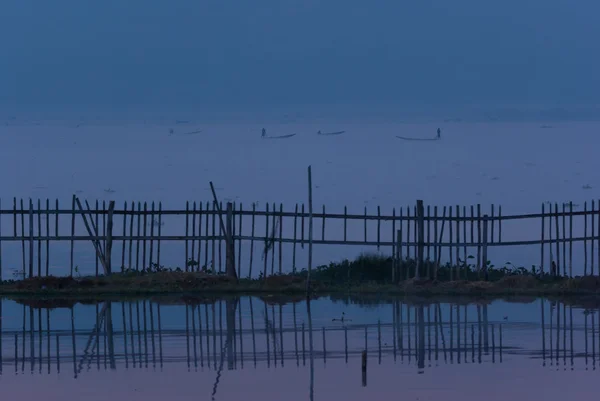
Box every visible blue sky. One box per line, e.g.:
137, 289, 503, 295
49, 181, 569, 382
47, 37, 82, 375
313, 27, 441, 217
1, 0, 599, 109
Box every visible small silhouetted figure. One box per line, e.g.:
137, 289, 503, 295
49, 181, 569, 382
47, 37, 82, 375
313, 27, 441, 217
551, 260, 557, 276
437, 128, 441, 139
318, 130, 322, 135
262, 128, 266, 138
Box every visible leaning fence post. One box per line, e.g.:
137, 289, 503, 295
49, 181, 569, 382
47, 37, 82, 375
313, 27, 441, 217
482, 215, 489, 281
105, 201, 115, 275
416, 200, 424, 280
225, 202, 236, 279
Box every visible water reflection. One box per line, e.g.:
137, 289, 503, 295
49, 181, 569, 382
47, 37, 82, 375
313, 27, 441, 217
0, 296, 598, 399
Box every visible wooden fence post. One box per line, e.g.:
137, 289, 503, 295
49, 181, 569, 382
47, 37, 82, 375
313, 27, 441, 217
307, 166, 314, 292
482, 215, 489, 281
416, 200, 424, 280
105, 201, 115, 275
225, 202, 236, 279
29, 199, 34, 278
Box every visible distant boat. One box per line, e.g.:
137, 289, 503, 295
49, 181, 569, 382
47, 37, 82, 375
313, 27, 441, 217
267, 133, 297, 139
182, 130, 202, 135
395, 136, 440, 141
317, 130, 345, 136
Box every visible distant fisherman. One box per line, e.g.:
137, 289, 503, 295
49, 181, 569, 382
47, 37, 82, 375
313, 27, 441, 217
262, 128, 266, 138
437, 128, 441, 139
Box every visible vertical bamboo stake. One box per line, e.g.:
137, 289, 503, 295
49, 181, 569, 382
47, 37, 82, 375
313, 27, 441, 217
149, 202, 155, 270
301, 204, 305, 249
0, 199, 2, 280
416, 200, 424, 280
198, 202, 203, 272
263, 203, 269, 279
541, 203, 545, 274
237, 203, 243, 277
271, 202, 277, 276
185, 201, 190, 272
490, 204, 495, 244
562, 203, 566, 275
135, 202, 141, 273
569, 202, 573, 278
549, 203, 554, 275
211, 202, 216, 272
455, 205, 460, 276
128, 201, 134, 271
121, 201, 127, 272
584, 202, 588, 276
293, 204, 298, 274
392, 207, 397, 278
55, 199, 59, 239
45, 198, 50, 276
414, 205, 418, 259
377, 206, 381, 251
102, 200, 107, 265
343, 206, 347, 242
364, 206, 368, 245
142, 202, 147, 271
476, 204, 481, 276
106, 201, 115, 275
399, 207, 404, 263
498, 205, 502, 242
406, 206, 411, 260
426, 205, 431, 262
191, 202, 196, 270
29, 199, 34, 278
249, 203, 256, 278
37, 199, 41, 277
448, 206, 453, 280
322, 204, 326, 242
204, 202, 209, 270
462, 206, 467, 279
591, 200, 595, 276
219, 201, 224, 273
436, 207, 447, 280
225, 202, 236, 278
70, 195, 76, 277
157, 202, 162, 269
596, 199, 599, 277
482, 215, 489, 281
554, 203, 560, 276
307, 166, 313, 292
95, 200, 100, 276
433, 206, 438, 279
278, 204, 283, 275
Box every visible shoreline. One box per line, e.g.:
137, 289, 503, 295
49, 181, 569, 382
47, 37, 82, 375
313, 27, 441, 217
2, 271, 600, 304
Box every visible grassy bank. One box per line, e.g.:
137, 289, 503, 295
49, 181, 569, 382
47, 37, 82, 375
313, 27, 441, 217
1, 254, 600, 300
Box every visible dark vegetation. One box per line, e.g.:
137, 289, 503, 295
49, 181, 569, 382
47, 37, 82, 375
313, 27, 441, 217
2, 253, 600, 300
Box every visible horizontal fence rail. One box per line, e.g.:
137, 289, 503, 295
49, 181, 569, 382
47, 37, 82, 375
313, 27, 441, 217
0, 196, 599, 279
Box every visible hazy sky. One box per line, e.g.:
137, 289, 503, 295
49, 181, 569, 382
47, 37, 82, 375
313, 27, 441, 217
1, 0, 599, 109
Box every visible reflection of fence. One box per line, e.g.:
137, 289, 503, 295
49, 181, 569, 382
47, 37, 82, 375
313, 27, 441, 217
1, 297, 595, 377
1, 197, 599, 278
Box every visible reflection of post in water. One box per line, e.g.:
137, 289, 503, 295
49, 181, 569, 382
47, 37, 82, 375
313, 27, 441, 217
226, 298, 238, 371
121, 303, 129, 368
306, 298, 315, 401
437, 304, 447, 363
433, 304, 438, 364
592, 312, 596, 369
585, 309, 589, 369
476, 305, 482, 363
563, 303, 567, 367
70, 307, 77, 378
136, 301, 142, 369
377, 320, 381, 365
149, 301, 157, 368
499, 324, 503, 363
417, 306, 425, 373
456, 305, 461, 364
344, 326, 349, 364
106, 302, 116, 370
279, 305, 284, 367
190, 305, 198, 370
198, 305, 205, 368
550, 301, 554, 366
323, 327, 327, 365
541, 299, 546, 366
237, 300, 244, 369
143, 300, 149, 368
270, 305, 277, 367
470, 324, 475, 363
56, 334, 60, 374
249, 298, 257, 368
491, 323, 495, 363
204, 304, 211, 368
0, 300, 2, 375
483, 304, 489, 354
128, 302, 136, 367
399, 302, 404, 361
29, 306, 34, 373
212, 303, 217, 370
264, 303, 271, 368
449, 303, 453, 364
185, 304, 191, 369
569, 306, 574, 369
293, 302, 299, 366
407, 306, 412, 363
302, 322, 306, 366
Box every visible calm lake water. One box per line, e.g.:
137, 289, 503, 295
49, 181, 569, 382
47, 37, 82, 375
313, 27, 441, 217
0, 295, 597, 400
